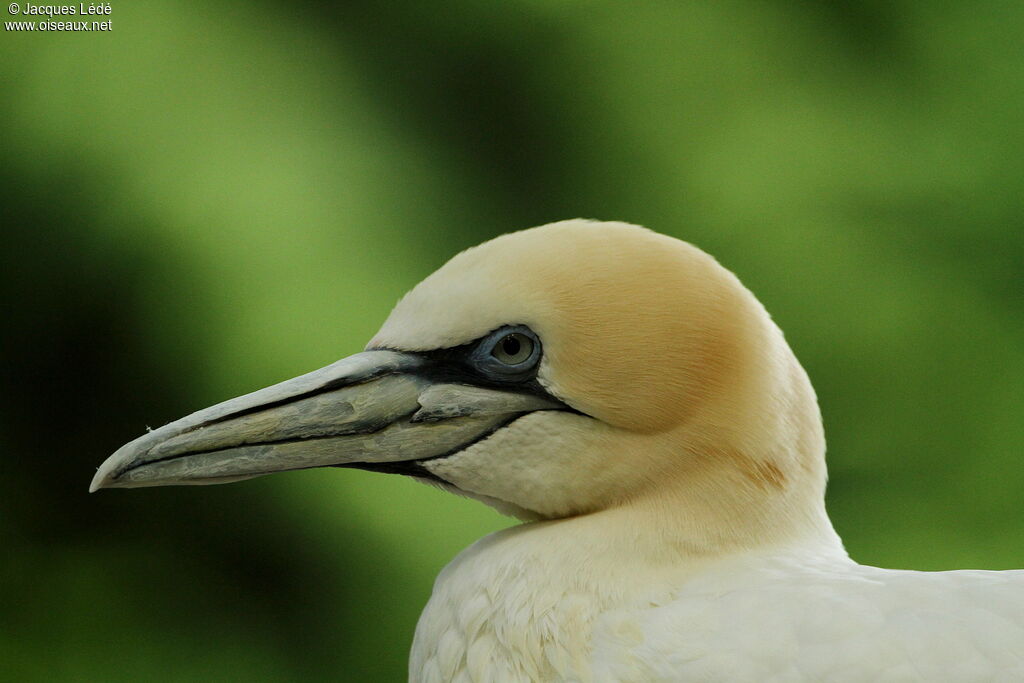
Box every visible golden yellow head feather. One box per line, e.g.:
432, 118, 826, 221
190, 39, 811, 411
372, 219, 829, 545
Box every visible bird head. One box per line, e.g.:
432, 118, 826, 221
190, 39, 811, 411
92, 220, 831, 549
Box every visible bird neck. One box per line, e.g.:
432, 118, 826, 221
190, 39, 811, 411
481, 467, 844, 571
604, 326, 842, 561
616, 466, 844, 563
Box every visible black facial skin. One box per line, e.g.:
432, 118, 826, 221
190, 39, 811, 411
350, 325, 584, 483
415, 325, 548, 396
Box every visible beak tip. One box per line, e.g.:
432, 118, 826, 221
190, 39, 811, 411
90, 456, 120, 493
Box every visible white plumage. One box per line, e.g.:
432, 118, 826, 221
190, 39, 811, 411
414, 524, 1024, 681
93, 219, 1024, 681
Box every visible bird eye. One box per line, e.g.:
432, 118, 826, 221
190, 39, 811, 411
491, 333, 533, 365
470, 325, 542, 379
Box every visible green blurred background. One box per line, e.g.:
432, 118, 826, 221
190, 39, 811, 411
2, 1, 1022, 680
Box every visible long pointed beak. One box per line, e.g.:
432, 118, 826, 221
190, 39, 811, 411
90, 350, 561, 492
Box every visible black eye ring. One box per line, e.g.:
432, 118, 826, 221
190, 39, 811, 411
470, 325, 542, 379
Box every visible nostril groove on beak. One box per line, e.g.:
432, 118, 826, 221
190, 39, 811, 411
195, 372, 401, 432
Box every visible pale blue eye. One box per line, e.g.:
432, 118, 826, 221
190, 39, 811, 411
492, 333, 533, 365
471, 325, 542, 379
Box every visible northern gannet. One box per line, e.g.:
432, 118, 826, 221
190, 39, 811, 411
92, 219, 1024, 681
